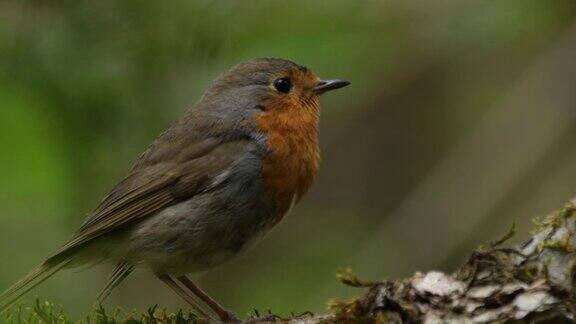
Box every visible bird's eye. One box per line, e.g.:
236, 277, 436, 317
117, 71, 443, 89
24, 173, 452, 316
273, 78, 292, 94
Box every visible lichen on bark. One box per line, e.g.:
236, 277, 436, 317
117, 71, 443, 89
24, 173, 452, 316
326, 201, 576, 323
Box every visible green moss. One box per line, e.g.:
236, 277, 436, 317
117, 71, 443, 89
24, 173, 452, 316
541, 237, 574, 253
519, 265, 539, 282
490, 223, 516, 248
330, 269, 387, 323
327, 298, 367, 323
534, 203, 576, 254
532, 214, 561, 232
559, 203, 576, 219
2, 300, 198, 324
532, 202, 576, 238
336, 268, 379, 288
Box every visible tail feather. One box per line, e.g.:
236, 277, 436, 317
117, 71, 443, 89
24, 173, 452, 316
95, 261, 134, 304
0, 259, 71, 312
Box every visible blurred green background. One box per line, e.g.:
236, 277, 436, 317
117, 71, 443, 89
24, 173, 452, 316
1, 0, 576, 319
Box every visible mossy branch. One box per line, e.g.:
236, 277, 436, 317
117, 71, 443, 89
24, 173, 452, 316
5, 201, 576, 323
324, 201, 576, 323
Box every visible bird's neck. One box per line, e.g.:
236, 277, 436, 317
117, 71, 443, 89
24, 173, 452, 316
255, 108, 320, 218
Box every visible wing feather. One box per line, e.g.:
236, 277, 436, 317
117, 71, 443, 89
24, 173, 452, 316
47, 139, 250, 262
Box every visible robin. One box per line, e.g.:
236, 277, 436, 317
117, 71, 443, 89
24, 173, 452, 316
0, 58, 349, 322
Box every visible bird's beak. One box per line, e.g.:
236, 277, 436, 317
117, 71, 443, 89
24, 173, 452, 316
313, 79, 350, 94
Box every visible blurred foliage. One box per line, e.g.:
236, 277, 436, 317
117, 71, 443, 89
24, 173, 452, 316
1, 0, 576, 320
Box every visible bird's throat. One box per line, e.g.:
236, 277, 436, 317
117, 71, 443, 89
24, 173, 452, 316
256, 107, 320, 219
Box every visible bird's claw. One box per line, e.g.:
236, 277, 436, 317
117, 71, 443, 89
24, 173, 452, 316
218, 310, 241, 323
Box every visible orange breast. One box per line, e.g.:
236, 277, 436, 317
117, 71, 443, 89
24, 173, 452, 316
256, 100, 320, 220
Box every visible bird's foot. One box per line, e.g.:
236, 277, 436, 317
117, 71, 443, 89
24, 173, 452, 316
245, 309, 314, 323
217, 310, 241, 323
244, 309, 286, 323
244, 314, 281, 323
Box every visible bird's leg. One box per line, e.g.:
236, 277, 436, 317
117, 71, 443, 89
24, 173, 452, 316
177, 275, 240, 323
155, 273, 214, 321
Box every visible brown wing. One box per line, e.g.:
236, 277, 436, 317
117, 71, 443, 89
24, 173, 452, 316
47, 139, 251, 263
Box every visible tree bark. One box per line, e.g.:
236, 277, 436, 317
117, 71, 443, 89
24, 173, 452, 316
272, 200, 576, 323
